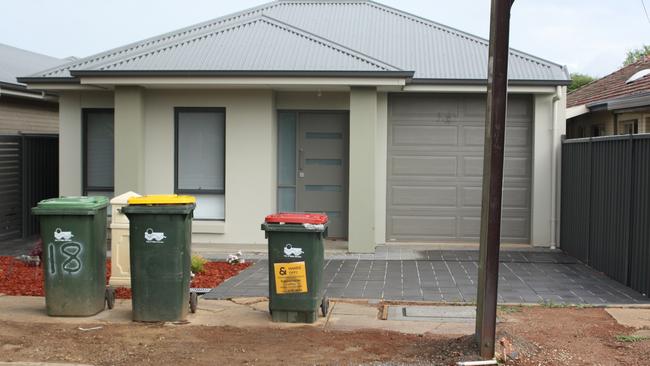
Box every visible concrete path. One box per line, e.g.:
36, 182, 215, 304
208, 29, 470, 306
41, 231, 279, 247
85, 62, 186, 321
204, 250, 650, 305
0, 295, 474, 336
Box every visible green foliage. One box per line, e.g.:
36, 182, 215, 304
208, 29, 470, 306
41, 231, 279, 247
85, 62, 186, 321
615, 335, 650, 343
191, 255, 208, 274
624, 45, 650, 66
568, 72, 596, 92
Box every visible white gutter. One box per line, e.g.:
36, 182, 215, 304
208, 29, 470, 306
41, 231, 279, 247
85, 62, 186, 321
0, 86, 58, 102
550, 85, 561, 250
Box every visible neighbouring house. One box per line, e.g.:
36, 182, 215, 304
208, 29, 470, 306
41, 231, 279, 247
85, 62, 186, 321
566, 56, 650, 138
19, 0, 570, 252
0, 43, 68, 241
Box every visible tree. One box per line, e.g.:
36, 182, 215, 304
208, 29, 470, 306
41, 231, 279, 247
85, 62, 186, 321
624, 45, 650, 66
569, 72, 596, 92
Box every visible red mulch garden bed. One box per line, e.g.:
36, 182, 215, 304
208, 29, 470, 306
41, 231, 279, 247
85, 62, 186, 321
0, 256, 250, 299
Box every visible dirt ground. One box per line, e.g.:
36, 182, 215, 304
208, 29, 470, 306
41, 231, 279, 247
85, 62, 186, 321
0, 306, 648, 365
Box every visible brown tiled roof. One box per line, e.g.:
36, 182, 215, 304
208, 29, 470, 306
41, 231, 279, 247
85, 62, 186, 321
567, 56, 650, 107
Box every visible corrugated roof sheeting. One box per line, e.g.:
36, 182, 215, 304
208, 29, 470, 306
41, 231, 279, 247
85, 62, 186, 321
28, 0, 568, 82
94, 17, 395, 72
0, 43, 66, 85
261, 1, 566, 80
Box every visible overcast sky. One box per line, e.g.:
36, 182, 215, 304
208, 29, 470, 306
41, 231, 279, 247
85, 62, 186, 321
2, 0, 648, 77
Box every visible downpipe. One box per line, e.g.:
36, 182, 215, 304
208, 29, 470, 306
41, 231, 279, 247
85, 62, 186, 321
549, 86, 561, 250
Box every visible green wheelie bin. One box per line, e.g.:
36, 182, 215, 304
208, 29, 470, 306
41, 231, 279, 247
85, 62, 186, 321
261, 213, 329, 323
121, 194, 196, 322
32, 196, 114, 316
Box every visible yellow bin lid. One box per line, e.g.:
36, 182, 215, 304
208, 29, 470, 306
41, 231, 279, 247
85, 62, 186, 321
128, 194, 196, 205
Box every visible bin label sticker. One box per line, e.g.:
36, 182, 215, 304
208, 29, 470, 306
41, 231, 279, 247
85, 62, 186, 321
283, 244, 304, 258
144, 228, 166, 244
54, 228, 74, 241
274, 261, 308, 294
47, 242, 83, 276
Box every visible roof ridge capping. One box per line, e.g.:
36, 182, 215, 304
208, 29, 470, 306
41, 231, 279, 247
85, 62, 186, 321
83, 14, 404, 73
28, 0, 282, 78
259, 15, 403, 71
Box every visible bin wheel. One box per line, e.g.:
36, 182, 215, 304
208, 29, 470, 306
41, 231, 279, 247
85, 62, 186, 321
189, 292, 198, 313
105, 288, 116, 310
321, 297, 330, 317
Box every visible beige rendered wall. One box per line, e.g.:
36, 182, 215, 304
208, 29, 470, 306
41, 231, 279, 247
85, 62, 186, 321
58, 91, 114, 196
275, 91, 349, 110
114, 87, 145, 194
375, 93, 388, 246
143, 89, 275, 244
348, 87, 377, 253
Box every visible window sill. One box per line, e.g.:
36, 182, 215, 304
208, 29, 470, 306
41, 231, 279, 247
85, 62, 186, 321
192, 220, 226, 234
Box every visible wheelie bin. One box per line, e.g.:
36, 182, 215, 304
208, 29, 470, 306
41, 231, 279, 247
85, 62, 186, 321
261, 213, 329, 323
32, 196, 114, 316
121, 195, 196, 322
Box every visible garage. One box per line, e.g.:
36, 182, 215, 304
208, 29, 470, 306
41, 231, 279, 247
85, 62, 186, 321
386, 93, 533, 243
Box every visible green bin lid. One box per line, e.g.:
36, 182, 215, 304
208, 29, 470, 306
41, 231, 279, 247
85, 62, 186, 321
32, 196, 109, 216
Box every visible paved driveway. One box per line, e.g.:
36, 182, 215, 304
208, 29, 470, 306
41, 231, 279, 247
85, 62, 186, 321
204, 250, 650, 305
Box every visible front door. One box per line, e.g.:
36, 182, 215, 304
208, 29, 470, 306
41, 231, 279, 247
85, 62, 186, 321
296, 112, 349, 238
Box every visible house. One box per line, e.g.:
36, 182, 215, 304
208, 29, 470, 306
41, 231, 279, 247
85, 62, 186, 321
0, 43, 67, 241
566, 57, 650, 138
19, 0, 570, 252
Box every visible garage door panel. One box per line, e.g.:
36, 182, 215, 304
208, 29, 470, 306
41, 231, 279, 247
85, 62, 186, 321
387, 93, 532, 243
391, 155, 457, 177
460, 215, 529, 243
389, 215, 458, 238
391, 185, 457, 208
392, 124, 458, 146
462, 156, 530, 178
390, 95, 460, 119
463, 126, 485, 146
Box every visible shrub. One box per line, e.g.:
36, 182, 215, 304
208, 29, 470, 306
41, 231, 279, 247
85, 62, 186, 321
191, 255, 208, 274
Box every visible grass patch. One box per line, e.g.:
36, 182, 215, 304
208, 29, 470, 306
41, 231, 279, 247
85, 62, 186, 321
615, 335, 650, 343
498, 305, 523, 314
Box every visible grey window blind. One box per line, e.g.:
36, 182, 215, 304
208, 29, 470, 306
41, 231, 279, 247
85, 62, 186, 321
177, 111, 225, 192
86, 111, 114, 189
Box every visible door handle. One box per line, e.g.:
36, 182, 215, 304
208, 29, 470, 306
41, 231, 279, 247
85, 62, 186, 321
298, 148, 304, 171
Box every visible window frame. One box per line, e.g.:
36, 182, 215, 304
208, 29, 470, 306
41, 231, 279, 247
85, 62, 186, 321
620, 119, 639, 135
82, 108, 115, 195
173, 107, 226, 196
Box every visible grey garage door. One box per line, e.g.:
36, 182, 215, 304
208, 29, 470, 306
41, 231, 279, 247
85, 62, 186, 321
387, 94, 532, 243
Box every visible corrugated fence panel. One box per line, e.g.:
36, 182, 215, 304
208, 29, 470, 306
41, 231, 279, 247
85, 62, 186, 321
562, 134, 650, 297
629, 136, 650, 296
560, 140, 591, 262
21, 135, 59, 237
0, 135, 22, 241
588, 137, 631, 284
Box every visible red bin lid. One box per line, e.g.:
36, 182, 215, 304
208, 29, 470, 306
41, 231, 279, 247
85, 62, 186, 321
265, 212, 328, 225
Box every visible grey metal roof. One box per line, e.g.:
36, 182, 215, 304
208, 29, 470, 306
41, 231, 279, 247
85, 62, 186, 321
26, 0, 569, 83
0, 43, 66, 87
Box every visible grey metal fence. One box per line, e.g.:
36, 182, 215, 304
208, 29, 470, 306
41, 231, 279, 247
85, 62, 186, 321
0, 134, 58, 241
561, 134, 650, 297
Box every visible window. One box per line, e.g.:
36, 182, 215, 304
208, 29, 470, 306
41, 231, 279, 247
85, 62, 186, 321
591, 125, 605, 137
175, 108, 225, 220
620, 120, 638, 135
83, 109, 114, 199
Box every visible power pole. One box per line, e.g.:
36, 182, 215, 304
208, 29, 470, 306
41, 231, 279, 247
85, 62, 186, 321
475, 0, 514, 359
